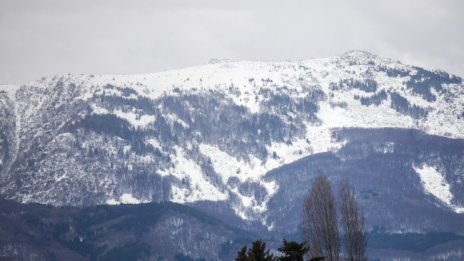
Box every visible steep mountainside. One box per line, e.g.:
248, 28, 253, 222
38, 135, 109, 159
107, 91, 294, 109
266, 128, 464, 235
0, 51, 463, 238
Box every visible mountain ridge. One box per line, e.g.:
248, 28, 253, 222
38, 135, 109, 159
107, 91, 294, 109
0, 51, 463, 230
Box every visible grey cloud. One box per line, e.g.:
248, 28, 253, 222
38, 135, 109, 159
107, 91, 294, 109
1, 0, 463, 84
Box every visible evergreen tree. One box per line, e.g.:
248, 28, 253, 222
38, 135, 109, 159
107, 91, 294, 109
249, 240, 275, 261
277, 239, 309, 261
235, 239, 275, 261
236, 246, 248, 261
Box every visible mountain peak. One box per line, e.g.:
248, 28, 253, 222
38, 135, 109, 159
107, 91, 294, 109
342, 50, 378, 58
208, 58, 236, 64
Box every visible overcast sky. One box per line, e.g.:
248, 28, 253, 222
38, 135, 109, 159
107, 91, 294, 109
1, 0, 463, 84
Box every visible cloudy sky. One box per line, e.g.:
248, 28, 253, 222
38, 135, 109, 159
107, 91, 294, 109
1, 0, 463, 84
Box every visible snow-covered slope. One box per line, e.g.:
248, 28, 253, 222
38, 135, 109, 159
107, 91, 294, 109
0, 51, 463, 225
27, 50, 463, 138
414, 164, 464, 214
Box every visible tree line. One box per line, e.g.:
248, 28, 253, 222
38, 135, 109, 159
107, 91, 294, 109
236, 176, 366, 261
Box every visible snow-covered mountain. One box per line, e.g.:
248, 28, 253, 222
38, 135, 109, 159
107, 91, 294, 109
0, 51, 463, 235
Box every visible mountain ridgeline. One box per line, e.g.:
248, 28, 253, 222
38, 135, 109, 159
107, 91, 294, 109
1, 51, 464, 260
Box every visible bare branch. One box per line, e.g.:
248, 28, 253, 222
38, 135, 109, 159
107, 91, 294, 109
302, 175, 340, 261
339, 180, 367, 261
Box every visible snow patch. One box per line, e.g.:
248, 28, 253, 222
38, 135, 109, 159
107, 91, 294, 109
91, 105, 109, 114
162, 147, 228, 203
374, 142, 395, 154
106, 193, 148, 205
199, 144, 279, 220
413, 164, 464, 213
164, 113, 189, 128
146, 138, 163, 151
304, 125, 346, 154
91, 105, 155, 128
199, 144, 269, 184
0, 85, 19, 100
114, 110, 155, 128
